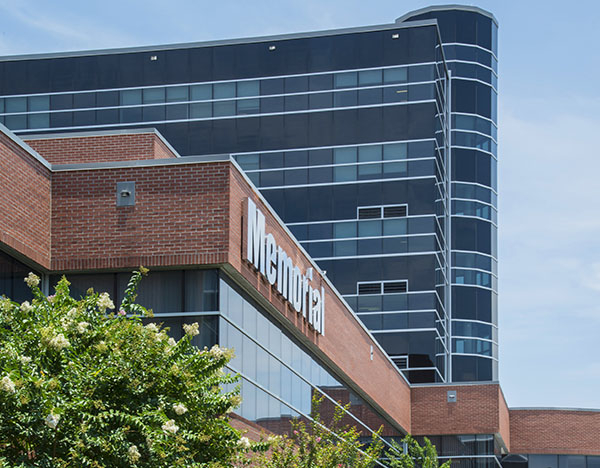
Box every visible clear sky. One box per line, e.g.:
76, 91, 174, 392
1, 0, 599, 409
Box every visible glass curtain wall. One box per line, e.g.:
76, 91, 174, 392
399, 8, 499, 382
0, 250, 40, 303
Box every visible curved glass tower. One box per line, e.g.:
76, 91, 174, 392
398, 7, 499, 381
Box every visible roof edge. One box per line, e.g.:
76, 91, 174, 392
411, 380, 500, 388
510, 407, 600, 413
0, 19, 438, 62
396, 4, 498, 27
23, 127, 182, 158
0, 123, 52, 170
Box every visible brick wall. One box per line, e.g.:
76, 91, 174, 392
153, 136, 178, 160
25, 131, 177, 165
0, 132, 51, 268
50, 162, 229, 270
509, 409, 600, 455
411, 384, 503, 437
499, 387, 511, 452
230, 413, 273, 441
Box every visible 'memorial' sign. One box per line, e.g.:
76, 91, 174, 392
244, 198, 324, 335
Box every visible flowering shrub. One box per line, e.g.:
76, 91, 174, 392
248, 395, 449, 468
249, 395, 384, 468
0, 268, 251, 467
385, 436, 451, 468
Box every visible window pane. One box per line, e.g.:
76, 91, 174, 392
334, 147, 357, 163
143, 87, 165, 104
166, 86, 189, 102
190, 102, 212, 118
214, 100, 235, 116
5, 97, 27, 113
334, 71, 357, 88
334, 90, 357, 107
121, 89, 142, 105
28, 113, 50, 129
237, 98, 260, 115
334, 222, 357, 238
383, 143, 407, 160
214, 82, 235, 99
383, 218, 407, 235
358, 220, 381, 237
29, 95, 50, 111
358, 145, 381, 162
384, 67, 407, 84
237, 80, 259, 97
166, 104, 188, 120
190, 84, 212, 100
333, 166, 356, 182
359, 69, 382, 86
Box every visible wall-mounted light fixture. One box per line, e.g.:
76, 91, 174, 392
116, 181, 136, 207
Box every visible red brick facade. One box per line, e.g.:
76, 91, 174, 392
0, 131, 51, 268
410, 384, 509, 446
1, 127, 600, 455
509, 409, 600, 455
24, 130, 177, 165
50, 162, 231, 271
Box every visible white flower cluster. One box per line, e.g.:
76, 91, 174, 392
48, 333, 70, 351
162, 419, 179, 434
183, 322, 199, 337
20, 301, 33, 313
0, 375, 16, 393
209, 344, 224, 359
76, 322, 89, 334
228, 394, 242, 412
173, 403, 188, 415
24, 272, 40, 288
45, 413, 60, 429
97, 292, 115, 312
167, 337, 177, 347
145, 323, 159, 333
238, 436, 251, 449
20, 356, 31, 365
128, 444, 141, 462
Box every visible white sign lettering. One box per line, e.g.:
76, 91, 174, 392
245, 198, 325, 335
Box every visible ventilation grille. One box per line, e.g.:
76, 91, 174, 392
358, 281, 408, 295
358, 207, 381, 219
383, 205, 407, 218
392, 356, 408, 369
358, 205, 408, 220
357, 282, 382, 295
383, 281, 408, 294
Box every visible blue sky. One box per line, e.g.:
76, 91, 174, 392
1, 0, 599, 409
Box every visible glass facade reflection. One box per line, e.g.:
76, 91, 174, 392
0, 6, 498, 383
501, 455, 600, 468
218, 277, 402, 440
417, 434, 501, 468
0, 250, 39, 303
